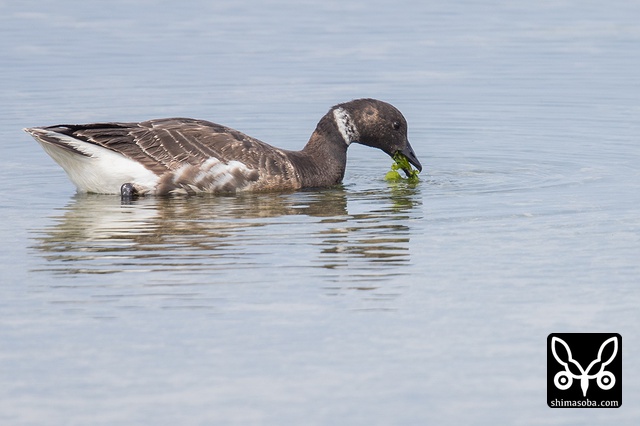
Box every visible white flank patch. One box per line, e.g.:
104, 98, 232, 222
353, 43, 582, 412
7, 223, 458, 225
198, 159, 252, 191
33, 130, 158, 194
169, 157, 254, 193
333, 107, 360, 145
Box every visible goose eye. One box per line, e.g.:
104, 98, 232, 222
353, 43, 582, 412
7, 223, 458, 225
392, 121, 401, 130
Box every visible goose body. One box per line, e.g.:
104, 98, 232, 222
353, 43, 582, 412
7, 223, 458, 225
25, 98, 422, 196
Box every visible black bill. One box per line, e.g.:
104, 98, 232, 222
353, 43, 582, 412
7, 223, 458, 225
398, 141, 422, 174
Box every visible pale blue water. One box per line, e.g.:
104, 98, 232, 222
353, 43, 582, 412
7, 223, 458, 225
1, 0, 639, 424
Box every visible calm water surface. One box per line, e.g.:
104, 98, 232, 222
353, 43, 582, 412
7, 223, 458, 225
1, 0, 639, 424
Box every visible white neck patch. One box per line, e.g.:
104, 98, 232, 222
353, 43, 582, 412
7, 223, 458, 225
333, 107, 360, 145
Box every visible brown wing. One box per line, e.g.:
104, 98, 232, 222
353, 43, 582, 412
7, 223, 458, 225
42, 118, 294, 178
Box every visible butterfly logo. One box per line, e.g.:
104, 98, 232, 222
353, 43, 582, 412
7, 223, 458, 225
550, 336, 618, 397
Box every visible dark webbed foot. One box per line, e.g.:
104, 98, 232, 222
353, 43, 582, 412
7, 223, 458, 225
120, 182, 138, 200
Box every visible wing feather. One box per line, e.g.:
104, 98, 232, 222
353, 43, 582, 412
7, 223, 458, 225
44, 118, 289, 171
35, 118, 302, 192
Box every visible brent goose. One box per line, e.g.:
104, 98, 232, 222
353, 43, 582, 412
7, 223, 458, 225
25, 98, 422, 196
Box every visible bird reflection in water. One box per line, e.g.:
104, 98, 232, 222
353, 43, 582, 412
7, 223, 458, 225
31, 184, 422, 289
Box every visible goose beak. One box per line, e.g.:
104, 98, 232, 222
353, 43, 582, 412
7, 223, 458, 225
398, 140, 422, 173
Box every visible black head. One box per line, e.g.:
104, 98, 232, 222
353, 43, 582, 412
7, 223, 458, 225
332, 98, 422, 172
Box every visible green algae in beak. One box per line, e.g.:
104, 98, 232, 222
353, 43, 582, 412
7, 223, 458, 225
385, 151, 420, 183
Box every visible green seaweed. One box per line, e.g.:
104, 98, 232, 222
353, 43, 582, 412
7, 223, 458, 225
385, 151, 420, 183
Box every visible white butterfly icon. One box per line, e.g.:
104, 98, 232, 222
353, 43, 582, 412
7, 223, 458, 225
551, 336, 618, 397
